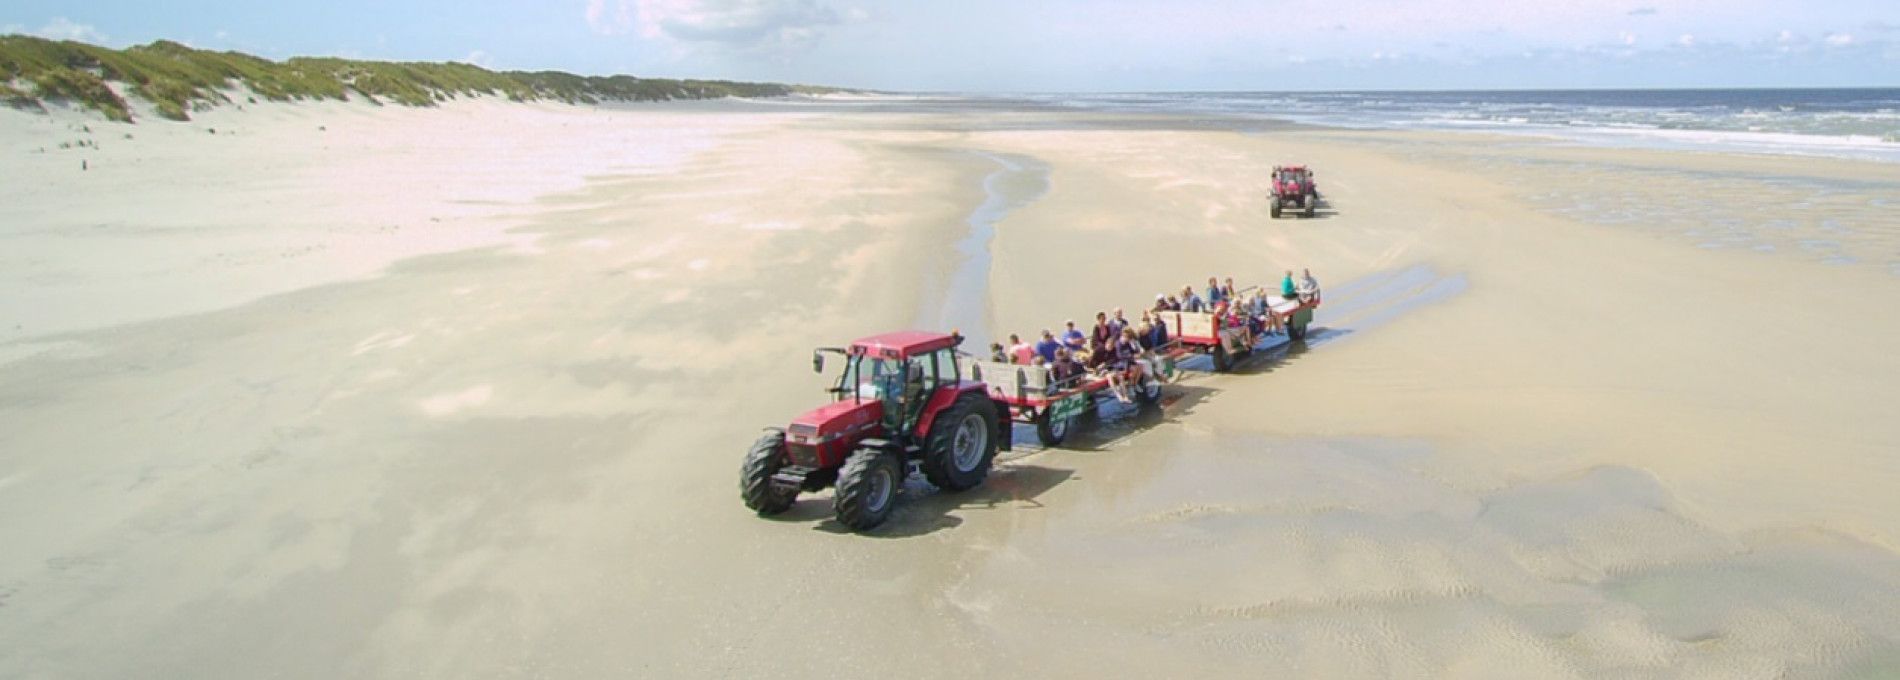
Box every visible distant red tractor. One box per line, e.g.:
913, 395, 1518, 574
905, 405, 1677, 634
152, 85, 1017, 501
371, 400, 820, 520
1269, 165, 1319, 218
741, 331, 1009, 531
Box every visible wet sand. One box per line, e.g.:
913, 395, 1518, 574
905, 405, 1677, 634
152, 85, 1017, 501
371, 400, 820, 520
2, 97, 1898, 678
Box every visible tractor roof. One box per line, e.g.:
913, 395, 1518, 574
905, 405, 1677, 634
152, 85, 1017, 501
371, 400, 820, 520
850, 330, 960, 359
1281, 164, 1309, 171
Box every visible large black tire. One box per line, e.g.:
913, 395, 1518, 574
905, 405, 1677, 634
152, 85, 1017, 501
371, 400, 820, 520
834, 447, 902, 531
1035, 409, 1071, 447
740, 431, 796, 515
1290, 320, 1309, 341
1212, 343, 1233, 372
1270, 202, 1283, 219
1305, 198, 1317, 218
922, 393, 1001, 492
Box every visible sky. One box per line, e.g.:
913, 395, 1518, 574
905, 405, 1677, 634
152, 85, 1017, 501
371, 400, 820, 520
4, 0, 1897, 91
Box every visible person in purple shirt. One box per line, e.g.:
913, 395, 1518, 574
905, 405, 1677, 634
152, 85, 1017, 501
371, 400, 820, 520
1034, 329, 1062, 364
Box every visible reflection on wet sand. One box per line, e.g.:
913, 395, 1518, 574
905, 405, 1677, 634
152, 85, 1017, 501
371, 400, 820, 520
945, 432, 1900, 677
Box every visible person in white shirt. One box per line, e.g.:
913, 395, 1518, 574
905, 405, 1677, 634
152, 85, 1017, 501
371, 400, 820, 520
1297, 268, 1321, 302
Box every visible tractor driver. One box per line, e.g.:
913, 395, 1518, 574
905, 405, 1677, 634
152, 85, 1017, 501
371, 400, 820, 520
896, 360, 928, 429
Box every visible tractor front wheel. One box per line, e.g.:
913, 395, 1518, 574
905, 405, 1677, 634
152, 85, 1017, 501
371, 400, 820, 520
740, 431, 796, 515
1305, 197, 1317, 217
1270, 202, 1283, 219
834, 447, 902, 531
922, 393, 1001, 491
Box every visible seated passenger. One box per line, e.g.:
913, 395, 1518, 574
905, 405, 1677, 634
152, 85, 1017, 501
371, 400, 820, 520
1258, 291, 1284, 335
1050, 348, 1084, 389
1035, 330, 1061, 364
1147, 314, 1169, 348
1088, 312, 1113, 369
1180, 285, 1205, 313
1061, 320, 1087, 353
1008, 333, 1035, 365
1204, 276, 1226, 306
1153, 294, 1171, 314
1297, 268, 1321, 303
989, 342, 1007, 363
1281, 269, 1297, 299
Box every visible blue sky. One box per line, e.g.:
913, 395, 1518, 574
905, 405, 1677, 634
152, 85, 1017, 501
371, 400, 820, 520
5, 0, 1897, 90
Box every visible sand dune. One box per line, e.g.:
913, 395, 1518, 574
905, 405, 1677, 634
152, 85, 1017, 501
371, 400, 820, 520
1, 96, 1897, 678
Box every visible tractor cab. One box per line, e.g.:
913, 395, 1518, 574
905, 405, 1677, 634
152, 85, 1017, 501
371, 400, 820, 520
811, 331, 965, 437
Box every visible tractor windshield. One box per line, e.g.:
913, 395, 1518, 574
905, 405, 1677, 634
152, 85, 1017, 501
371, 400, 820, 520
833, 355, 904, 403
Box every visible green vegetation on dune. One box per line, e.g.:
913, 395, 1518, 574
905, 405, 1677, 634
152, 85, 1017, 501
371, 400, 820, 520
0, 34, 846, 122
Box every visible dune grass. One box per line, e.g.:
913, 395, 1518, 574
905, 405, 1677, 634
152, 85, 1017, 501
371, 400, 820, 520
0, 34, 845, 122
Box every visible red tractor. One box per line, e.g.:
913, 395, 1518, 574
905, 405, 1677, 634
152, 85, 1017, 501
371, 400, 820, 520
741, 331, 1009, 531
1269, 165, 1319, 219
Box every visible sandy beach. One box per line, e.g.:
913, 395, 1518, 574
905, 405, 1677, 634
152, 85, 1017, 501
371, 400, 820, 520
3, 95, 1899, 678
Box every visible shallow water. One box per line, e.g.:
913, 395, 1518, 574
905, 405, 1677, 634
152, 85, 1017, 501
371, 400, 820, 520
1372, 141, 1900, 276
915, 152, 1050, 349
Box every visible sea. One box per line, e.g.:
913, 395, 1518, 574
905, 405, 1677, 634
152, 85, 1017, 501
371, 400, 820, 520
1027, 88, 1900, 163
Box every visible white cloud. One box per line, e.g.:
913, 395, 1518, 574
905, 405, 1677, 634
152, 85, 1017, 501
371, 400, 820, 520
1824, 32, 1854, 46
10, 17, 107, 44
1619, 31, 1637, 45
588, 0, 841, 51
586, 0, 636, 35
462, 50, 493, 67
1676, 33, 1696, 47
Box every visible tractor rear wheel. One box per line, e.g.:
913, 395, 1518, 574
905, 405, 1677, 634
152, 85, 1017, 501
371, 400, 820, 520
740, 431, 796, 515
922, 393, 1001, 491
1305, 198, 1317, 218
1035, 409, 1071, 447
1270, 202, 1283, 219
834, 447, 901, 531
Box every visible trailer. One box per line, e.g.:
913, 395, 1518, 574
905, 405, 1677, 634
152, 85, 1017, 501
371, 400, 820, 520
1158, 292, 1320, 372
964, 356, 1172, 447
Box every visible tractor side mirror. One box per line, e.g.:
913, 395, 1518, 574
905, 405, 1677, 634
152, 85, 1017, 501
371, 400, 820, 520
812, 352, 824, 374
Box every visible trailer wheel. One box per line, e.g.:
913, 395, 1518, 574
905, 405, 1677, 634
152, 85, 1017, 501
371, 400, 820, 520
1212, 344, 1233, 372
921, 392, 1000, 492
834, 446, 901, 531
740, 431, 796, 515
1035, 410, 1071, 447
1136, 379, 1163, 406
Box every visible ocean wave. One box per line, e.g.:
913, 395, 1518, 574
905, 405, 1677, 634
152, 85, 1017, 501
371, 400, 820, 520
1043, 89, 1900, 162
